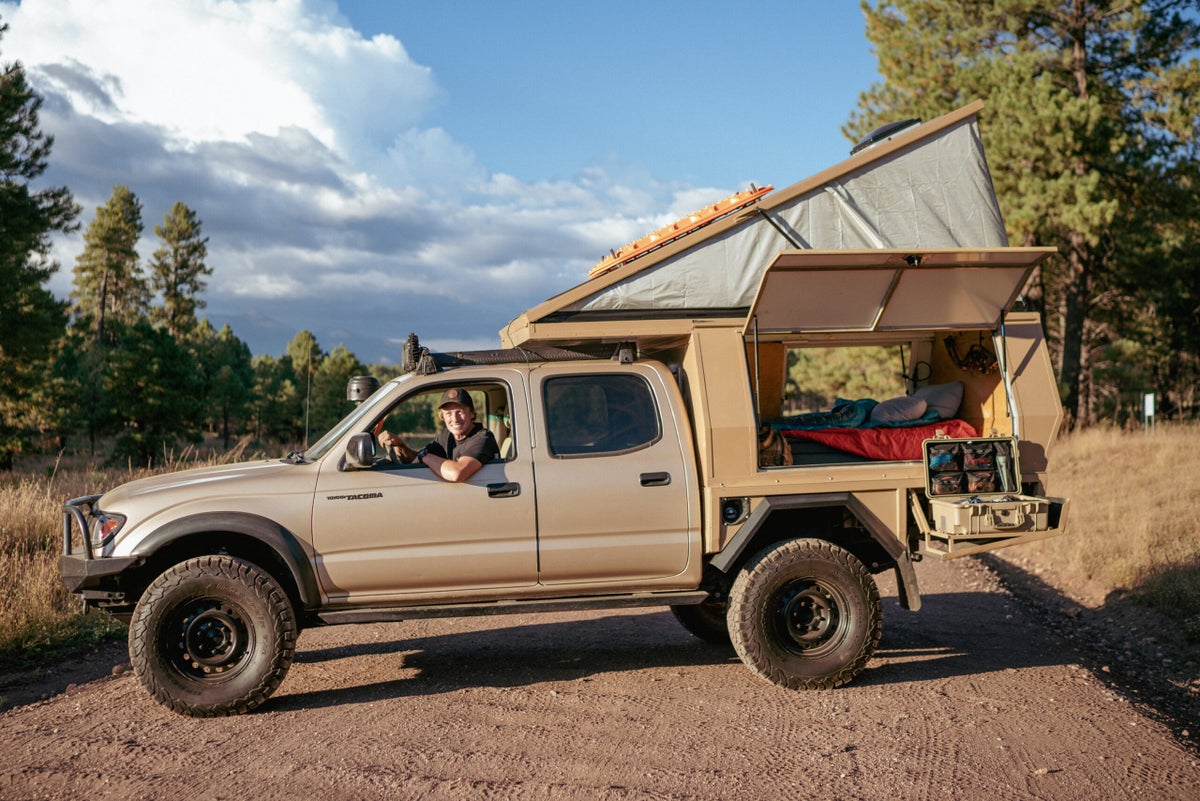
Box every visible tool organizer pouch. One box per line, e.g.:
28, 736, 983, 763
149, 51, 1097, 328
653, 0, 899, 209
924, 437, 1015, 497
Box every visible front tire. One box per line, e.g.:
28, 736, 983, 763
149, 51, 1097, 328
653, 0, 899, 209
129, 555, 297, 717
728, 538, 881, 690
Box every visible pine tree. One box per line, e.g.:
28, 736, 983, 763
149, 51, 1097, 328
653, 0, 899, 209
191, 320, 253, 448
249, 354, 301, 446
847, 0, 1200, 426
285, 330, 324, 445
0, 21, 79, 467
309, 344, 367, 439
70, 184, 148, 342
150, 201, 211, 337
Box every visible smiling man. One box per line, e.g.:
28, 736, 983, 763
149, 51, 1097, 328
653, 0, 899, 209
379, 387, 499, 483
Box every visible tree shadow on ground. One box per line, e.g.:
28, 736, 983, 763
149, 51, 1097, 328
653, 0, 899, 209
978, 553, 1199, 750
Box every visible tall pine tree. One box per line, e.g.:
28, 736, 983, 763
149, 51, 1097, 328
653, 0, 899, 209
0, 21, 79, 467
70, 184, 147, 343
150, 201, 211, 337
848, 0, 1200, 426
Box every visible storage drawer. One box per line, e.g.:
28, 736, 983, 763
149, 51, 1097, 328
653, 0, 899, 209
930, 494, 1049, 536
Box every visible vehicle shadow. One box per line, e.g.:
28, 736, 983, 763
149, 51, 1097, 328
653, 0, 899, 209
271, 582, 1075, 713
275, 611, 738, 711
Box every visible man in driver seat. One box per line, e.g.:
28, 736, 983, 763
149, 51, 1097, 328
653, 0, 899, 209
380, 387, 499, 483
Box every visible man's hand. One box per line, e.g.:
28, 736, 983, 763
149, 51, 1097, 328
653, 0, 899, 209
378, 431, 415, 460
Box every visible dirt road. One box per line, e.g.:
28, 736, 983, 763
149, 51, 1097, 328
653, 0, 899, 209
2, 557, 1197, 801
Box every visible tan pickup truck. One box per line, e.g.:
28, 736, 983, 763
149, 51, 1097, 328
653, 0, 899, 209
61, 102, 1069, 717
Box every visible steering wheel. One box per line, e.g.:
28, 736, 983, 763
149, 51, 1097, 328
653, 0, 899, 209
374, 419, 400, 464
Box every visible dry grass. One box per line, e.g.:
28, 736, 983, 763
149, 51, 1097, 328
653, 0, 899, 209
0, 440, 262, 668
2, 427, 1199, 667
1023, 422, 1200, 640
0, 466, 131, 667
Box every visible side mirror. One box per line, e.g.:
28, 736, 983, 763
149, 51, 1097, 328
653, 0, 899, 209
345, 432, 376, 469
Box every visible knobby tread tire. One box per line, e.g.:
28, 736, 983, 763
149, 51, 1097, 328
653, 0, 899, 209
129, 555, 297, 717
670, 599, 732, 646
727, 538, 882, 690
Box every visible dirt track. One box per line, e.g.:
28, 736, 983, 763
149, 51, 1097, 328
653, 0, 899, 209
2, 557, 1197, 801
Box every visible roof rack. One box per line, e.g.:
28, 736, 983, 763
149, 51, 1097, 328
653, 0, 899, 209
401, 333, 604, 375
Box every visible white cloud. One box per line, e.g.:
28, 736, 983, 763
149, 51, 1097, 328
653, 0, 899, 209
1, 0, 720, 358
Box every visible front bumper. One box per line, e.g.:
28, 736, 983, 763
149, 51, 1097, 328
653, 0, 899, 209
60, 493, 139, 597
60, 552, 140, 595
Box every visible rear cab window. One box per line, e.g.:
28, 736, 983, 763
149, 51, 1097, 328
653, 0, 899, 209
543, 374, 661, 457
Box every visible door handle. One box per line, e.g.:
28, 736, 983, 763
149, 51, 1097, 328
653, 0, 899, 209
640, 472, 671, 487
487, 482, 521, 498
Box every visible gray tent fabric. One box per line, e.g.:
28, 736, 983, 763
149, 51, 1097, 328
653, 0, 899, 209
565, 116, 1008, 314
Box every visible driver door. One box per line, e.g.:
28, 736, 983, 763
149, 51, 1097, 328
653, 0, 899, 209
311, 373, 537, 604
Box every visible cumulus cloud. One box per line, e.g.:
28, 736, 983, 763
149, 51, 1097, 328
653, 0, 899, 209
0, 0, 722, 360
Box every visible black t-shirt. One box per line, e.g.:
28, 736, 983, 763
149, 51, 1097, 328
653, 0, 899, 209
426, 423, 499, 466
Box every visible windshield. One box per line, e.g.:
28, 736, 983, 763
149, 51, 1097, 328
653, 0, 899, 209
300, 374, 416, 461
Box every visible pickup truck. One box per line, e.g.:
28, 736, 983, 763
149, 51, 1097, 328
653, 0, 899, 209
60, 103, 1071, 717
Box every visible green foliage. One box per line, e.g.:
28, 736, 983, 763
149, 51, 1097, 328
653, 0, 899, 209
787, 347, 907, 413
385, 392, 437, 437
309, 345, 369, 439
47, 326, 106, 451
850, 0, 1200, 426
149, 201, 210, 337
0, 23, 79, 468
101, 318, 203, 466
70, 185, 147, 341
191, 320, 254, 448
249, 353, 303, 447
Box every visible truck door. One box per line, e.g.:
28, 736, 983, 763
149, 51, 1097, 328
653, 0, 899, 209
311, 373, 537, 604
530, 366, 696, 586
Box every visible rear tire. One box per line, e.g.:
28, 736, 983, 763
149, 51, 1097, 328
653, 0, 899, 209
129, 555, 297, 717
728, 538, 881, 690
670, 597, 731, 645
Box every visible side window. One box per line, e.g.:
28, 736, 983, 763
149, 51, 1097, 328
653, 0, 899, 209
376, 382, 514, 465
543, 374, 661, 457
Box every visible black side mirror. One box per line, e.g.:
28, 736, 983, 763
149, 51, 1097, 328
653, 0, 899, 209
345, 432, 376, 469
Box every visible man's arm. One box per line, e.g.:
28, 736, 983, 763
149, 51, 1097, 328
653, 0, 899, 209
417, 451, 484, 483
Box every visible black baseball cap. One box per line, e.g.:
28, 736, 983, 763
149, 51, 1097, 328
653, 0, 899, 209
437, 387, 474, 409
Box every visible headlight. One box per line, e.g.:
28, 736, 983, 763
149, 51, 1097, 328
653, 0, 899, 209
90, 512, 126, 547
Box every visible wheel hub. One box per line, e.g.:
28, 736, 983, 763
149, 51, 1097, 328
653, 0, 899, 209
176, 603, 248, 676
776, 582, 841, 652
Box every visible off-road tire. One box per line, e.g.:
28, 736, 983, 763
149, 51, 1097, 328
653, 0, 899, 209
670, 598, 731, 645
728, 538, 881, 690
129, 555, 297, 717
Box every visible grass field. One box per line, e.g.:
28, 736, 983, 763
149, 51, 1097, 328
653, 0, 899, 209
2, 426, 1198, 668
1015, 423, 1200, 642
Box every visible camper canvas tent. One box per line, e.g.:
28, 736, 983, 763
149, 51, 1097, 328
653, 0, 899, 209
501, 100, 1014, 350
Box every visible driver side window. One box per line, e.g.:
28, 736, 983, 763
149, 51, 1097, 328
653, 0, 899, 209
376, 382, 515, 466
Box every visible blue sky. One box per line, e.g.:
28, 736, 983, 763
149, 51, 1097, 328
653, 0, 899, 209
1, 0, 882, 362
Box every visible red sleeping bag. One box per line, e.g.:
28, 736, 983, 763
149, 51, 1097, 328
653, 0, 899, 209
781, 419, 978, 461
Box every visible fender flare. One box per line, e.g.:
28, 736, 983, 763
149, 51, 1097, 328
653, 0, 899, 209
131, 512, 321, 608
708, 492, 922, 611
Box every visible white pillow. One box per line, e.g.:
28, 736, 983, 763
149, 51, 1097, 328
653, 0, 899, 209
911, 381, 964, 419
870, 395, 927, 425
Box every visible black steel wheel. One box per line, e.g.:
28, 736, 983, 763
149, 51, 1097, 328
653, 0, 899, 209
670, 596, 731, 645
728, 538, 881, 690
129, 555, 297, 717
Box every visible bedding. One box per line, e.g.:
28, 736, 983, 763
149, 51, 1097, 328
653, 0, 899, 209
781, 418, 978, 461
771, 397, 939, 431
